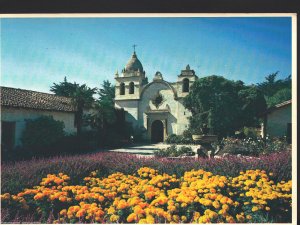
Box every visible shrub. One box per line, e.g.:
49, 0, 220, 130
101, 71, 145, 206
56, 131, 98, 154
177, 146, 195, 156
165, 134, 193, 144
220, 136, 290, 156
242, 127, 260, 138
154, 145, 177, 157
131, 125, 147, 143
154, 145, 198, 158
21, 116, 65, 154
165, 134, 180, 144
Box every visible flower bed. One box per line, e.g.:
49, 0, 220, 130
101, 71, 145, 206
1, 167, 292, 223
1, 151, 291, 196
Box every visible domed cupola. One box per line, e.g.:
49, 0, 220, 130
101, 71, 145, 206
124, 51, 144, 74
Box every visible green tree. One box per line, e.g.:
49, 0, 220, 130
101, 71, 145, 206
183, 75, 266, 138
95, 80, 116, 128
257, 72, 279, 97
21, 116, 65, 151
238, 86, 267, 126
50, 77, 75, 97
98, 80, 115, 107
266, 88, 291, 107
84, 80, 119, 146
257, 72, 291, 96
257, 72, 291, 107
50, 77, 97, 136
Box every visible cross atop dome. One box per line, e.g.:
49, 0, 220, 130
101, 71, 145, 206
133, 44, 137, 54
123, 46, 144, 74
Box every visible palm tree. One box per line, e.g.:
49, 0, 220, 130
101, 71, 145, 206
72, 84, 97, 136
50, 77, 97, 136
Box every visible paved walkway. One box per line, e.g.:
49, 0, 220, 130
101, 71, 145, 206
108, 143, 199, 157
108, 143, 163, 156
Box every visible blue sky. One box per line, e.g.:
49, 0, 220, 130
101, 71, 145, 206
1, 17, 292, 93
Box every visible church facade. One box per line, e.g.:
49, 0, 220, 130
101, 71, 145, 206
114, 51, 198, 142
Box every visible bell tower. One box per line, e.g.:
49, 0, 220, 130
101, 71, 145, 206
177, 64, 198, 98
115, 48, 148, 126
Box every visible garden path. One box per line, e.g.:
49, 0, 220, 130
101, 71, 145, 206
108, 143, 164, 157
108, 143, 199, 157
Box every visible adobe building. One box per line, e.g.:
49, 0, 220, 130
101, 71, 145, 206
114, 50, 198, 143
261, 100, 292, 143
1, 86, 77, 150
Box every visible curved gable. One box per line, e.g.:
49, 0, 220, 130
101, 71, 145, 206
140, 80, 177, 99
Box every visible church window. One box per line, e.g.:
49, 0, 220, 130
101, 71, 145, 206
129, 82, 135, 94
120, 83, 125, 95
182, 78, 189, 92
152, 92, 163, 109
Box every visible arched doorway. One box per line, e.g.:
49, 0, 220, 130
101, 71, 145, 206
151, 120, 164, 143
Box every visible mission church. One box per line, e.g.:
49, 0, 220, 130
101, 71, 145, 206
114, 49, 198, 143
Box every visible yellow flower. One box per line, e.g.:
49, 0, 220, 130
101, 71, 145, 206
252, 206, 259, 212
181, 216, 187, 221
181, 202, 188, 207
138, 218, 146, 223
193, 212, 201, 220
146, 215, 155, 223
208, 211, 218, 220
212, 201, 220, 209
107, 206, 115, 214
173, 215, 179, 222
33, 193, 44, 200
110, 215, 119, 222
117, 200, 128, 209
236, 214, 245, 222
199, 215, 210, 223
226, 215, 235, 223
60, 209, 67, 216
127, 213, 137, 223
222, 204, 229, 211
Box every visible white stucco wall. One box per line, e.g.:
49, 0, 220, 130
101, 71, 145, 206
115, 100, 139, 128
1, 107, 76, 147
266, 105, 291, 137
138, 81, 191, 139
139, 82, 177, 134
176, 98, 192, 135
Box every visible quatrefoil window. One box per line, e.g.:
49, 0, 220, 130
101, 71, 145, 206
152, 92, 163, 109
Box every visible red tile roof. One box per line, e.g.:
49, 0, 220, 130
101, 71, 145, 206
0, 86, 75, 112
274, 100, 291, 109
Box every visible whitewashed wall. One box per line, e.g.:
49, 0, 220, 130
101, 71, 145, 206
266, 105, 291, 137
1, 107, 76, 147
